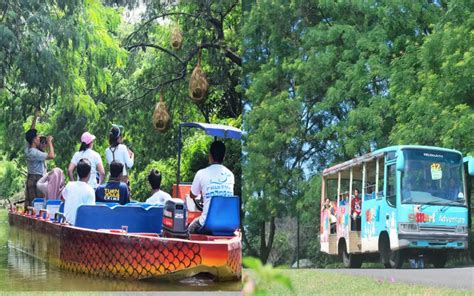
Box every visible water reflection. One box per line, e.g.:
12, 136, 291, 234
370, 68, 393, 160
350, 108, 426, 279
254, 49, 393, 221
0, 211, 241, 291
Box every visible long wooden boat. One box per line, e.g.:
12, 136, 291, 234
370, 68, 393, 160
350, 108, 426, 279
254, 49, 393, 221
8, 122, 242, 281
8, 208, 241, 281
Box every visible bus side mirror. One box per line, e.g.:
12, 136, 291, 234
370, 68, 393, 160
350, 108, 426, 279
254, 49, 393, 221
468, 158, 474, 176
396, 157, 405, 172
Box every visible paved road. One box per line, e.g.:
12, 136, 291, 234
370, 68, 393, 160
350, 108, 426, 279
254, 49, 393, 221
324, 267, 474, 290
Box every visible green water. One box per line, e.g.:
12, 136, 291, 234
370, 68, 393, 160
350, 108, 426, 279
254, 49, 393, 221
0, 209, 241, 292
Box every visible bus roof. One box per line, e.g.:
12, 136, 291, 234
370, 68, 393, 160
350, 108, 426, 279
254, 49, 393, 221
322, 145, 463, 176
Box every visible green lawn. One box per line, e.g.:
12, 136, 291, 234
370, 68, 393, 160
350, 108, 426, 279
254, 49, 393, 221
253, 269, 471, 295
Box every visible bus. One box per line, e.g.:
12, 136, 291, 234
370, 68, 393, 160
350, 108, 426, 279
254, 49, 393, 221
319, 145, 473, 268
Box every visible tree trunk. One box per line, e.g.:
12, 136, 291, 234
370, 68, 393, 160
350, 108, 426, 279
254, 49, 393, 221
260, 216, 276, 264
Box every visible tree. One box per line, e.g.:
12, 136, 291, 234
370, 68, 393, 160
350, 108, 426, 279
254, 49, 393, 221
0, 0, 242, 193
0, 0, 126, 169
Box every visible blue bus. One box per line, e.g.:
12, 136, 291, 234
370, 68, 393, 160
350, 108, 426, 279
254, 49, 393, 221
320, 145, 473, 268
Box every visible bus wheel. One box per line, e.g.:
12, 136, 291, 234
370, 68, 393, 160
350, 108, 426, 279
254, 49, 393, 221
380, 235, 403, 268
341, 241, 362, 268
430, 251, 447, 268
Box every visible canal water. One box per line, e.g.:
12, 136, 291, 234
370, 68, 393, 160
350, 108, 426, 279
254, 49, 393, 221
0, 209, 241, 292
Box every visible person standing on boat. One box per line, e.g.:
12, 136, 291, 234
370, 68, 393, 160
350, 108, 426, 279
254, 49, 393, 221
62, 159, 95, 225
95, 161, 130, 205
67, 132, 105, 189
145, 169, 172, 205
188, 140, 235, 234
25, 129, 55, 208
105, 125, 134, 186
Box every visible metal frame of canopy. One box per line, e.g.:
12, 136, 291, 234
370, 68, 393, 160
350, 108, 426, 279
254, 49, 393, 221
176, 122, 242, 195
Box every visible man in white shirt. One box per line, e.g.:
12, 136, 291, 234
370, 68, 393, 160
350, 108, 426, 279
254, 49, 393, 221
145, 169, 172, 206
62, 159, 95, 225
188, 141, 234, 234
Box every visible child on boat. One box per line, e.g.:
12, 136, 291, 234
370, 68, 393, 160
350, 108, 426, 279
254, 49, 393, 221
145, 169, 172, 206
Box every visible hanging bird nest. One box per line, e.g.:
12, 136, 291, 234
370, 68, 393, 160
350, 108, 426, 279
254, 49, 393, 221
152, 92, 171, 133
188, 50, 208, 103
170, 25, 183, 51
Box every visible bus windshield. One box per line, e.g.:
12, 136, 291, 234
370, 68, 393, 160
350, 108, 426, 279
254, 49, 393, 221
401, 148, 466, 206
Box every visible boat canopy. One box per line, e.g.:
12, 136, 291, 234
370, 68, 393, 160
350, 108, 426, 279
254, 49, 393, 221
180, 122, 242, 140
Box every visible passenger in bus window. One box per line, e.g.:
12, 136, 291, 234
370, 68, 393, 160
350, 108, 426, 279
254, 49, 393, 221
351, 188, 362, 231
323, 198, 331, 210
340, 192, 348, 206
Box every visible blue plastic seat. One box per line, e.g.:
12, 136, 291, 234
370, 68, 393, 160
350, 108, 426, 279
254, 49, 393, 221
32, 198, 45, 216
75, 204, 164, 233
45, 200, 61, 217
124, 203, 153, 209
96, 202, 120, 208
199, 196, 240, 236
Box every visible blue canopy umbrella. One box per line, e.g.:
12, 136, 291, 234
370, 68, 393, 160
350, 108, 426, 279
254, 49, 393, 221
176, 122, 242, 188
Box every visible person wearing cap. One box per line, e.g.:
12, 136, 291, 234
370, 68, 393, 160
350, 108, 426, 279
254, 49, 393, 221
67, 132, 105, 189
25, 129, 55, 208
105, 125, 134, 185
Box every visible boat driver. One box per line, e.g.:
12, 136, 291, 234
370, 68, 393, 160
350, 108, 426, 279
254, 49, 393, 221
188, 140, 235, 234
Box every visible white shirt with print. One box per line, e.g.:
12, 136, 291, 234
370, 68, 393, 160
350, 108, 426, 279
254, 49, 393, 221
191, 164, 234, 225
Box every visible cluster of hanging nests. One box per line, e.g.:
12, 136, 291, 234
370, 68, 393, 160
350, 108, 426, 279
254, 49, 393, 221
153, 24, 208, 133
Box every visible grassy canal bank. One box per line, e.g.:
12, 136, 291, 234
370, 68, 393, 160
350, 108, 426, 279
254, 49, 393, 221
248, 268, 471, 295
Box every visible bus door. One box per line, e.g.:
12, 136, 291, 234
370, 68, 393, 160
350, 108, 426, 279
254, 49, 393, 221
464, 157, 473, 229
378, 153, 399, 249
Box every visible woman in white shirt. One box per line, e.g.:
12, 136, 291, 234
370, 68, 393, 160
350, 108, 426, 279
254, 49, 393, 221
67, 132, 105, 189
105, 125, 134, 184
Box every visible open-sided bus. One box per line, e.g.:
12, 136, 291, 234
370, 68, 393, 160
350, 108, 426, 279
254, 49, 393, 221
320, 145, 474, 268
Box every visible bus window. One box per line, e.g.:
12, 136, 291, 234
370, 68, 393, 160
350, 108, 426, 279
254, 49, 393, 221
365, 160, 376, 200
401, 149, 466, 206
325, 178, 338, 204
386, 164, 396, 206
377, 158, 385, 199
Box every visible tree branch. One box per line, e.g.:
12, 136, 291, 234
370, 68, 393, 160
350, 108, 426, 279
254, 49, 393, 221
124, 11, 200, 46
126, 43, 185, 66
199, 43, 242, 66
222, 0, 239, 19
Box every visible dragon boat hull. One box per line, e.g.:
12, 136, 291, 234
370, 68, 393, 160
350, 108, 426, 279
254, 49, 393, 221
8, 211, 241, 281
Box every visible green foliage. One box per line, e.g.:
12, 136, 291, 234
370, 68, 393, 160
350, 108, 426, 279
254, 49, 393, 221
181, 133, 212, 183
0, 160, 24, 199
243, 257, 293, 295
